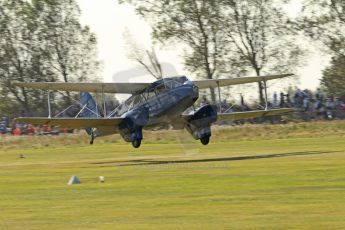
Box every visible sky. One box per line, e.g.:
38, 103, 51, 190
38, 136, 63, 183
77, 0, 330, 98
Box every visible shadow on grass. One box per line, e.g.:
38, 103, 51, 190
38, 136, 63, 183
92, 151, 340, 167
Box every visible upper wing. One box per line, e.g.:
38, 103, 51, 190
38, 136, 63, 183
217, 108, 294, 121
193, 74, 293, 89
14, 74, 292, 93
14, 82, 151, 94
14, 117, 124, 128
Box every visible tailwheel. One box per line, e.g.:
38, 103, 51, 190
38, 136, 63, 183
90, 133, 95, 145
131, 139, 142, 148
200, 136, 210, 145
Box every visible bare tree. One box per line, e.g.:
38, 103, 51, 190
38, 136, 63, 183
300, 0, 345, 57
124, 30, 163, 79
221, 0, 304, 104
119, 0, 229, 102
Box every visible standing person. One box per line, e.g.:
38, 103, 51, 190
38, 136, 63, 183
0, 117, 5, 134
316, 88, 324, 102
286, 92, 292, 107
273, 92, 278, 108
303, 97, 309, 111
240, 94, 244, 106
280, 92, 285, 107
294, 89, 303, 107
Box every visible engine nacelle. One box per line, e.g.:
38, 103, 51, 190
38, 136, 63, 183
185, 105, 217, 140
119, 106, 149, 142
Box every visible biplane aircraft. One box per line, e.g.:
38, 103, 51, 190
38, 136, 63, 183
14, 74, 294, 148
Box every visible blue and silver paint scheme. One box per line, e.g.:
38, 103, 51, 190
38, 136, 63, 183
109, 76, 199, 143
81, 76, 215, 146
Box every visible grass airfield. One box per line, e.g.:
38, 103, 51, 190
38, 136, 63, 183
1, 122, 345, 229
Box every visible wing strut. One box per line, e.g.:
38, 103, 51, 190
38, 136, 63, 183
216, 81, 221, 112
75, 104, 88, 118
47, 90, 52, 118
263, 80, 268, 110
102, 85, 106, 118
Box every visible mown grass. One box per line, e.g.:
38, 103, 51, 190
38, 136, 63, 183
2, 120, 345, 150
1, 121, 345, 229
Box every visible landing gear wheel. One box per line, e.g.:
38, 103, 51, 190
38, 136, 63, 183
131, 139, 142, 148
200, 136, 210, 145
90, 133, 95, 145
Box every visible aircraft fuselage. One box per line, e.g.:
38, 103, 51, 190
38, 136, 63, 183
113, 76, 199, 127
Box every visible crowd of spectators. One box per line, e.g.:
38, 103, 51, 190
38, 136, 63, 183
203, 88, 345, 122
272, 88, 345, 120
292, 89, 345, 119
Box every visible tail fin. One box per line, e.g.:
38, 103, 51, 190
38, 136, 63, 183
80, 92, 99, 138
80, 92, 99, 118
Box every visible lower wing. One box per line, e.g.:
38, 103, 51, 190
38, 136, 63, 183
217, 108, 294, 121
15, 108, 293, 129
14, 117, 124, 129
171, 108, 294, 129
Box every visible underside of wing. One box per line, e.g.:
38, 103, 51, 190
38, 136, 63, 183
14, 82, 151, 94
174, 108, 294, 129
14, 117, 124, 129
193, 74, 293, 89
217, 108, 294, 121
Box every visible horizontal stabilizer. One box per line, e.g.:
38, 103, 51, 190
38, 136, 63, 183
14, 82, 151, 94
14, 117, 124, 128
217, 108, 294, 121
193, 74, 293, 89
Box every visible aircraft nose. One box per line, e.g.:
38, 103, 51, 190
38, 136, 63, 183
184, 81, 199, 101
180, 81, 199, 101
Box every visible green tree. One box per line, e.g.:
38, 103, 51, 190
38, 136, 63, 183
0, 0, 101, 116
321, 55, 345, 98
300, 0, 345, 57
0, 0, 52, 115
221, 0, 303, 105
299, 0, 345, 97
32, 0, 101, 105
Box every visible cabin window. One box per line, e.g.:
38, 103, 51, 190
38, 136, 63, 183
155, 83, 167, 95
146, 90, 156, 100
163, 79, 183, 89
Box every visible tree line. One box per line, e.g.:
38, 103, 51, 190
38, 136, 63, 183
120, 0, 345, 101
1, 0, 345, 118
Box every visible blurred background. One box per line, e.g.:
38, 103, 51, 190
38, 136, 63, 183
1, 0, 345, 134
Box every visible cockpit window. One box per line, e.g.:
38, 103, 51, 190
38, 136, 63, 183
163, 80, 179, 89
126, 94, 143, 108
111, 94, 145, 117
162, 76, 188, 90
155, 83, 166, 94
145, 89, 156, 100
